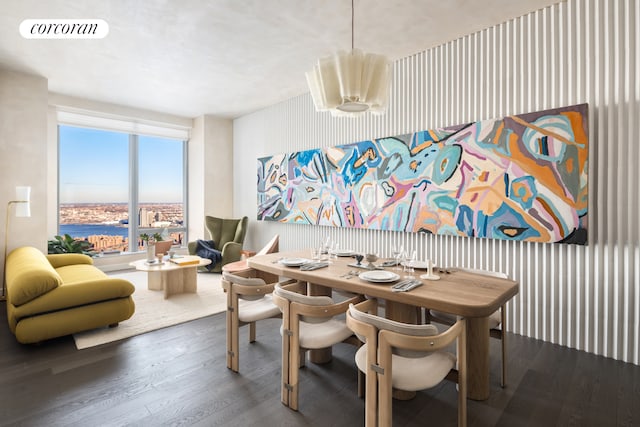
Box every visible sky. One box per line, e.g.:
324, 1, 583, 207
58, 125, 184, 203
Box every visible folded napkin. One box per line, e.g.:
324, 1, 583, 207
300, 262, 329, 271
391, 279, 422, 292
379, 260, 398, 267
391, 279, 413, 290
347, 263, 384, 270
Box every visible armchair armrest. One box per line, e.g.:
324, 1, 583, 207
46, 253, 94, 268
220, 241, 242, 265
187, 241, 197, 255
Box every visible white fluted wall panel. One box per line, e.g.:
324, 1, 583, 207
234, 0, 640, 365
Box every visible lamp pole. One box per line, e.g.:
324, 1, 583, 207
2, 199, 30, 301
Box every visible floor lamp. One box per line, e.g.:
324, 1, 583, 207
2, 186, 31, 301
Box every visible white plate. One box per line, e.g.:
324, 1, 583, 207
401, 260, 432, 269
331, 249, 355, 257
359, 270, 400, 283
279, 258, 310, 267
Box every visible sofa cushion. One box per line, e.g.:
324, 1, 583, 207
13, 298, 135, 344
55, 264, 109, 284
12, 277, 135, 320
46, 253, 93, 269
6, 247, 62, 306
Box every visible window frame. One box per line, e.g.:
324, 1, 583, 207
56, 116, 189, 254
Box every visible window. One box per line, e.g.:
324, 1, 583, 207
58, 124, 187, 254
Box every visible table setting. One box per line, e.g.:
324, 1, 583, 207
273, 243, 447, 294
276, 256, 331, 271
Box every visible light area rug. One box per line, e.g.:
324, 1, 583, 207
73, 270, 226, 349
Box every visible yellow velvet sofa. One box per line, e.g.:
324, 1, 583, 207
5, 246, 135, 344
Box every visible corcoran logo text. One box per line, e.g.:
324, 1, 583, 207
20, 19, 108, 39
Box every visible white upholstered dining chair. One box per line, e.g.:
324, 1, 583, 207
221, 271, 292, 373
347, 299, 467, 427
427, 267, 508, 387
272, 281, 364, 411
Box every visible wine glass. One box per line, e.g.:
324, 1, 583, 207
331, 241, 340, 261
322, 235, 331, 254
403, 249, 417, 278
391, 243, 404, 271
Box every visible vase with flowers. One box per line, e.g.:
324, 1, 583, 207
140, 232, 162, 263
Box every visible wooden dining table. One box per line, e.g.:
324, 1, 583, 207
247, 250, 519, 401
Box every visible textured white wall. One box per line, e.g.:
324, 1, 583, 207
189, 115, 206, 241
190, 115, 234, 240
0, 69, 48, 281
203, 116, 233, 220
233, 0, 640, 365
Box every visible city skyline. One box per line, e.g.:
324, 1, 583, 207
58, 203, 186, 253
59, 202, 184, 225
58, 125, 185, 203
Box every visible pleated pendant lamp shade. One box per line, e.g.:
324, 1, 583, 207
305, 1, 391, 117
306, 49, 391, 117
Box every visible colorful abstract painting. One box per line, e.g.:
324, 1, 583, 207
257, 103, 589, 244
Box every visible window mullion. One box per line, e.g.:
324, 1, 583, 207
129, 134, 139, 252
182, 140, 188, 245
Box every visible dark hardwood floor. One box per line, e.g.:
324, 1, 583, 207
1, 304, 638, 426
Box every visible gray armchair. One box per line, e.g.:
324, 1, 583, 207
188, 216, 248, 273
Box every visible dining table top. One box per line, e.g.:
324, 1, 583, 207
247, 250, 519, 318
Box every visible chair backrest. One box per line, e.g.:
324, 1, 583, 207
348, 302, 440, 358
222, 271, 269, 301
256, 234, 279, 256
205, 216, 248, 250
458, 267, 508, 279
274, 283, 335, 324
222, 271, 266, 286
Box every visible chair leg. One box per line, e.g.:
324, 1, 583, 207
425, 308, 432, 324
299, 350, 306, 368
289, 336, 301, 410
357, 370, 365, 398
280, 326, 290, 407
459, 321, 468, 427
378, 367, 393, 427
226, 309, 232, 371
226, 290, 239, 372
230, 318, 239, 372
500, 305, 507, 388
458, 376, 467, 427
249, 321, 256, 343
500, 331, 506, 388
365, 366, 378, 427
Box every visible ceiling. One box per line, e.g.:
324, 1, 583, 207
0, 0, 560, 119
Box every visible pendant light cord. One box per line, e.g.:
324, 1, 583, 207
351, 0, 354, 50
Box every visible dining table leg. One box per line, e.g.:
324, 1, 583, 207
385, 300, 418, 324
466, 316, 490, 400
306, 282, 333, 364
